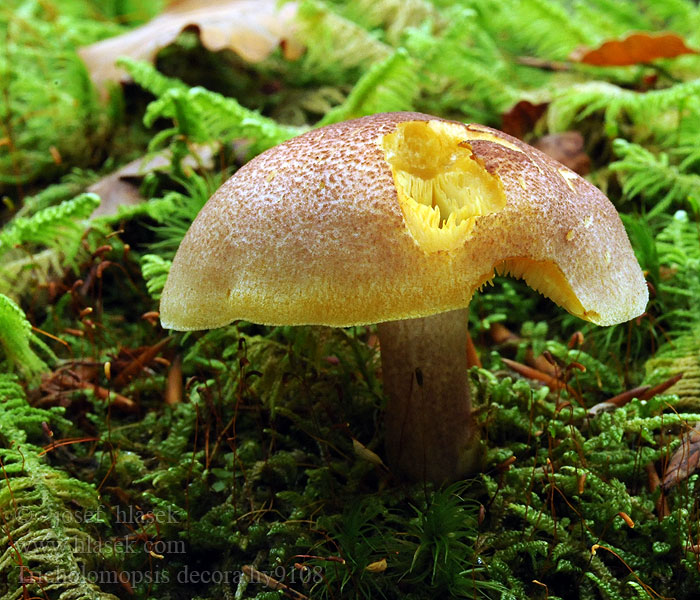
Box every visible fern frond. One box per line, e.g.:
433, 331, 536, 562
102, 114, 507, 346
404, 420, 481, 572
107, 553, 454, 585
119, 57, 302, 155
143, 85, 303, 154
642, 0, 700, 44
572, 0, 655, 37
654, 211, 700, 332
0, 193, 100, 298
0, 374, 118, 600
655, 210, 700, 269
116, 55, 189, 97
676, 100, 700, 159
141, 254, 172, 301
0, 294, 52, 377
402, 6, 528, 122
644, 329, 700, 409
318, 49, 418, 126
0, 250, 65, 305
610, 140, 700, 218
0, 193, 99, 252
294, 0, 392, 84
332, 0, 439, 46
549, 79, 700, 139
147, 173, 223, 259
501, 0, 597, 60
14, 178, 89, 219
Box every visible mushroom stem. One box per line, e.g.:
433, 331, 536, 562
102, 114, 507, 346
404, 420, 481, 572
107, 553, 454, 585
377, 308, 479, 482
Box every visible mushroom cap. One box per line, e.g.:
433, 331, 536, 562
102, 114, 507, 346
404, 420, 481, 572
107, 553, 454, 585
160, 112, 648, 330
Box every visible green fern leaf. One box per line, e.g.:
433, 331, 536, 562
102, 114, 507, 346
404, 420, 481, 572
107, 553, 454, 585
141, 254, 172, 301
402, 6, 525, 122
549, 79, 700, 139
0, 193, 100, 298
0, 374, 118, 600
331, 0, 439, 46
143, 86, 303, 154
610, 140, 700, 218
0, 294, 53, 377
116, 55, 189, 97
318, 49, 418, 126
503, 0, 597, 60
294, 0, 392, 83
0, 193, 99, 253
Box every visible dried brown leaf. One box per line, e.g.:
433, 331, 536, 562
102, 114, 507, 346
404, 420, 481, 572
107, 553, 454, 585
501, 100, 548, 139
571, 32, 698, 67
365, 558, 387, 573
488, 322, 520, 345
663, 424, 700, 490
88, 144, 217, 217
79, 0, 303, 92
352, 438, 386, 468
39, 366, 137, 412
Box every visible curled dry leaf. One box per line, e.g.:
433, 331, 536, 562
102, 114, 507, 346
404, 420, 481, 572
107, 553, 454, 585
165, 355, 183, 406
571, 32, 698, 67
79, 0, 304, 93
500, 100, 548, 139
39, 364, 137, 412
352, 437, 386, 468
465, 329, 481, 368
646, 462, 670, 519
663, 423, 700, 490
88, 143, 217, 217
111, 337, 172, 388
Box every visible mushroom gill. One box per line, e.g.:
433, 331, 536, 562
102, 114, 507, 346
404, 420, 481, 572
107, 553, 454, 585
382, 120, 507, 253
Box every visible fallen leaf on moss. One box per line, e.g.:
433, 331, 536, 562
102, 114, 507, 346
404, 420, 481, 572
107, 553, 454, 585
39, 364, 137, 412
352, 438, 386, 467
663, 424, 700, 490
79, 0, 303, 92
571, 32, 698, 66
88, 143, 217, 217
533, 132, 590, 175
501, 100, 548, 139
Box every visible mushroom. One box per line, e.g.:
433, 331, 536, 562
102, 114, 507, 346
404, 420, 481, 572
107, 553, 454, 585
159, 112, 648, 483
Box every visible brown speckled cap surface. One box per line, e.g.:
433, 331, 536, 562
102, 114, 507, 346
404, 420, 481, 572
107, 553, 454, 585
160, 112, 648, 330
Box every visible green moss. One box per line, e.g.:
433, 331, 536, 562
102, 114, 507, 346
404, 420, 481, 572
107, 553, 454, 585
5, 1, 700, 598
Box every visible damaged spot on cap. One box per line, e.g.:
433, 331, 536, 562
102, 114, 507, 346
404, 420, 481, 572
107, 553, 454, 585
382, 120, 507, 253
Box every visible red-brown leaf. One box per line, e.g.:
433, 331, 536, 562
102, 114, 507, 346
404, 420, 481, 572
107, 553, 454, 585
663, 424, 700, 490
501, 100, 548, 139
571, 32, 698, 67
